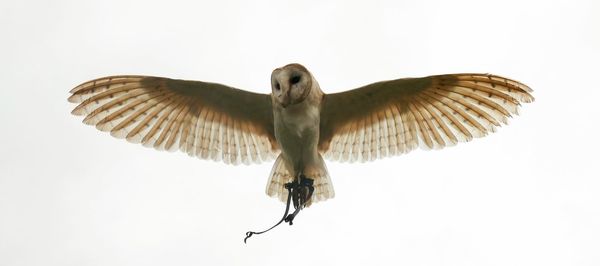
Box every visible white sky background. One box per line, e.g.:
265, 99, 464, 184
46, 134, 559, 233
1, 0, 599, 265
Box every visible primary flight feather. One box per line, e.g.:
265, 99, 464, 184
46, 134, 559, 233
69, 63, 534, 208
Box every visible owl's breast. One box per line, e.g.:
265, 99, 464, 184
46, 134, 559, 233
273, 102, 321, 173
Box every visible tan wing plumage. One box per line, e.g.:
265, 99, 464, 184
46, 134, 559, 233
319, 73, 534, 162
69, 75, 279, 164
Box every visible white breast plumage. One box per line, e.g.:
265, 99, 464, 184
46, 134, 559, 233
280, 103, 320, 138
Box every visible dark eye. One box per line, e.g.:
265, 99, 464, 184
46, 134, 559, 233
275, 83, 281, 90
289, 75, 301, 85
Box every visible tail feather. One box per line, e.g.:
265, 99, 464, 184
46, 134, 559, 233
265, 155, 334, 206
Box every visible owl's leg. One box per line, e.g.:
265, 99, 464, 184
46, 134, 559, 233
244, 174, 314, 243
284, 174, 314, 225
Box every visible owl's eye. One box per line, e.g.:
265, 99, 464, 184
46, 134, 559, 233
289, 75, 301, 85
275, 83, 281, 91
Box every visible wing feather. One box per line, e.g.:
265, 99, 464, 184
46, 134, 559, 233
377, 110, 389, 157
370, 113, 380, 159
127, 96, 176, 144
389, 103, 406, 153
362, 115, 373, 161
110, 93, 170, 138
181, 104, 198, 154
421, 92, 473, 142
408, 103, 433, 149
190, 106, 206, 156
416, 96, 458, 145
199, 108, 215, 159
319, 73, 533, 162
414, 100, 445, 148
351, 120, 364, 162
70, 76, 278, 164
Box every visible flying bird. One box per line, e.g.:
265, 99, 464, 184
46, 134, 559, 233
68, 63, 534, 241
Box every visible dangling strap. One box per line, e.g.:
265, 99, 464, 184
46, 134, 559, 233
244, 182, 295, 243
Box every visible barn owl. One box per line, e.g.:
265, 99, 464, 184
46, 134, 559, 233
69, 63, 534, 241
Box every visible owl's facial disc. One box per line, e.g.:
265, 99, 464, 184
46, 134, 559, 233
271, 64, 312, 108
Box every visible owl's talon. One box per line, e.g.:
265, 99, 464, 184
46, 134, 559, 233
244, 174, 315, 243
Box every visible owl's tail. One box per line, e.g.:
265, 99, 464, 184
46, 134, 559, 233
265, 154, 335, 207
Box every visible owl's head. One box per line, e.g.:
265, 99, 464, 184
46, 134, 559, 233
271, 63, 315, 108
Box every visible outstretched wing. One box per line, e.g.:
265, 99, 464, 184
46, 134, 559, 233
319, 73, 534, 162
69, 75, 278, 165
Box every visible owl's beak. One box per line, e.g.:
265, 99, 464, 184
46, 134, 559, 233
281, 91, 291, 108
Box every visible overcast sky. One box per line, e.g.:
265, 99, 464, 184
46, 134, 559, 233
1, 0, 599, 265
